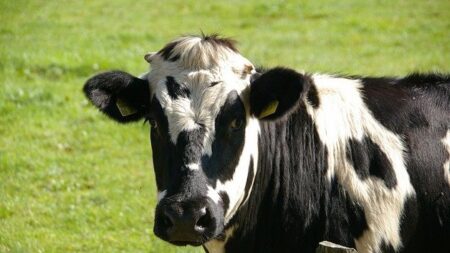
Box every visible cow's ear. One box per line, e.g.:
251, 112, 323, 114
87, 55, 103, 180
83, 71, 150, 123
250, 67, 310, 120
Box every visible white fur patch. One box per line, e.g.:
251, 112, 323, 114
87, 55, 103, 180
157, 190, 167, 203
306, 74, 415, 253
186, 163, 200, 171
207, 186, 221, 205
204, 226, 236, 253
442, 130, 450, 186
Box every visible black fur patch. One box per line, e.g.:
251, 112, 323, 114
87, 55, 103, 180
219, 191, 230, 214
401, 126, 450, 253
361, 74, 449, 133
176, 127, 206, 166
166, 76, 190, 100
408, 112, 429, 128
149, 97, 171, 191
306, 82, 320, 108
346, 199, 368, 239
379, 240, 395, 253
397, 196, 419, 253
202, 33, 238, 52
202, 91, 246, 185
158, 41, 180, 61
346, 137, 397, 189
401, 73, 450, 88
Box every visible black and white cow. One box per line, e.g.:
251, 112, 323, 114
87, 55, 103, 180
83, 34, 450, 253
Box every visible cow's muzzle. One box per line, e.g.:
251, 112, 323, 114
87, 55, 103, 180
154, 196, 223, 246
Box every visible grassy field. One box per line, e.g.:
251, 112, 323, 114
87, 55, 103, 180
0, 0, 448, 252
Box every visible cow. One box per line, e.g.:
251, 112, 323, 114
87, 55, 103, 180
83, 34, 450, 253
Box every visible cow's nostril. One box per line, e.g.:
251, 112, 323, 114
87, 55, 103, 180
195, 207, 212, 230
162, 212, 174, 228
155, 199, 220, 245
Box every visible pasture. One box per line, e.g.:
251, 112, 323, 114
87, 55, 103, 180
0, 0, 448, 252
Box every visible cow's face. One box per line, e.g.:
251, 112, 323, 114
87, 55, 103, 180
84, 35, 306, 246
144, 36, 260, 245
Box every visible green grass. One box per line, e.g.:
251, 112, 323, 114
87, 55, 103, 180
0, 0, 448, 252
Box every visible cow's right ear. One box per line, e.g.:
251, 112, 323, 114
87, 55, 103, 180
249, 67, 311, 120
83, 71, 150, 123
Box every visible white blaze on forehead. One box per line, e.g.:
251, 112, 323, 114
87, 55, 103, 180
306, 74, 415, 253
207, 186, 221, 204
443, 130, 450, 186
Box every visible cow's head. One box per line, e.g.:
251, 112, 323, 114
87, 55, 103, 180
84, 35, 306, 246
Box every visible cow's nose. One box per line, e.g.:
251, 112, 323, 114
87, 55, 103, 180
163, 205, 211, 233
154, 199, 216, 245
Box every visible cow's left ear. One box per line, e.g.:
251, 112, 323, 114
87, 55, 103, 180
83, 71, 150, 123
250, 67, 310, 120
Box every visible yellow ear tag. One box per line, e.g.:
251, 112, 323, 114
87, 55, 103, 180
116, 98, 137, 117
259, 100, 279, 118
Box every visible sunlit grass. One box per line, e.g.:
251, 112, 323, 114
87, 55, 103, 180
0, 0, 448, 252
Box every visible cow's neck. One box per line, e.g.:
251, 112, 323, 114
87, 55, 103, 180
219, 104, 330, 252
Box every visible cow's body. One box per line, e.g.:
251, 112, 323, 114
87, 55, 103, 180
84, 35, 450, 253
206, 73, 450, 253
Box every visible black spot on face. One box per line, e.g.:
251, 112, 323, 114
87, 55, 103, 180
176, 127, 206, 166
168, 54, 180, 62
148, 97, 171, 191
219, 191, 230, 214
202, 91, 246, 186
166, 76, 190, 100
346, 136, 397, 189
202, 34, 238, 52
210, 81, 221, 87
158, 41, 180, 62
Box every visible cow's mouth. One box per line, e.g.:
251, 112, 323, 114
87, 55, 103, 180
154, 220, 224, 247
169, 240, 204, 246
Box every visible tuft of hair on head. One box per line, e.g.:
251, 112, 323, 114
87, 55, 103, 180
156, 34, 240, 69
200, 33, 238, 53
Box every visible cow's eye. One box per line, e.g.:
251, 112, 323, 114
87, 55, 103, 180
230, 118, 244, 131
150, 119, 158, 129
146, 118, 158, 129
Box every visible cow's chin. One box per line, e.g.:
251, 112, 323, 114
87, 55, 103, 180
168, 240, 204, 247
156, 226, 225, 247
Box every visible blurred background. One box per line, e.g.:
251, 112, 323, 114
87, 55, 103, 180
0, 0, 448, 252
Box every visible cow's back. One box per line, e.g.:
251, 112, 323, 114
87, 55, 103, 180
361, 74, 450, 252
